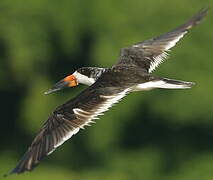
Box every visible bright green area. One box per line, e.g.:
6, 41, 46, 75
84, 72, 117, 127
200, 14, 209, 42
0, 0, 213, 179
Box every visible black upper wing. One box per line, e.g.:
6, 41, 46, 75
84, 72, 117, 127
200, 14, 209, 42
9, 75, 130, 175
117, 8, 208, 72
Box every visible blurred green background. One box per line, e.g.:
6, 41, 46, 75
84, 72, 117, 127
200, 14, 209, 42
1, 0, 213, 179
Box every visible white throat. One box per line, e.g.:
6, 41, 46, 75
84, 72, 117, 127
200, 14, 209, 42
73, 71, 95, 86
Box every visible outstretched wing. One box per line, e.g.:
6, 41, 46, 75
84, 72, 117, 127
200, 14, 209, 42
9, 79, 130, 174
117, 8, 208, 73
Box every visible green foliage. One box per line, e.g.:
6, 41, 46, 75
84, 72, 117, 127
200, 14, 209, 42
0, 0, 213, 179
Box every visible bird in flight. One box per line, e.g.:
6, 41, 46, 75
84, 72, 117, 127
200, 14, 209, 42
8, 8, 208, 175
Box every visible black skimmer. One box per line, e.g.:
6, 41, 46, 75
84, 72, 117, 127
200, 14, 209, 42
8, 9, 208, 175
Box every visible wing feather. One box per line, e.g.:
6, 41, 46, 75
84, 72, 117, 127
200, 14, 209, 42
118, 8, 208, 72
9, 83, 130, 174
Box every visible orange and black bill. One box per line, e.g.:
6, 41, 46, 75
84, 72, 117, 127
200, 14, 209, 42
44, 75, 78, 95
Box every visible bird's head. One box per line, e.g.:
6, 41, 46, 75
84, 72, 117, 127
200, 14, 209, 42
44, 67, 106, 95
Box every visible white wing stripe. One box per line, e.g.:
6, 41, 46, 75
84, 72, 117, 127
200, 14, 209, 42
74, 88, 129, 125
52, 89, 130, 150
148, 32, 187, 73
164, 32, 187, 50
149, 52, 169, 73
50, 127, 80, 154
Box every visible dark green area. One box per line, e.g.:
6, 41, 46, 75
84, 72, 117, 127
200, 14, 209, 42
0, 0, 213, 179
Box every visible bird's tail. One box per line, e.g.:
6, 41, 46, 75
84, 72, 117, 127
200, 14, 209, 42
151, 77, 195, 89
136, 77, 195, 91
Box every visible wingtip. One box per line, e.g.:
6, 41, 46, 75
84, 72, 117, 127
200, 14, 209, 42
196, 7, 209, 19
6, 164, 34, 176
198, 7, 209, 14
5, 167, 21, 177
5, 150, 38, 176
3, 167, 19, 177
185, 7, 209, 29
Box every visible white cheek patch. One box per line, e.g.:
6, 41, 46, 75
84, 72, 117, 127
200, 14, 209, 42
73, 71, 95, 86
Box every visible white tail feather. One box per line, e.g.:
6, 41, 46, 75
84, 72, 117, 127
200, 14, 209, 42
136, 78, 195, 90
